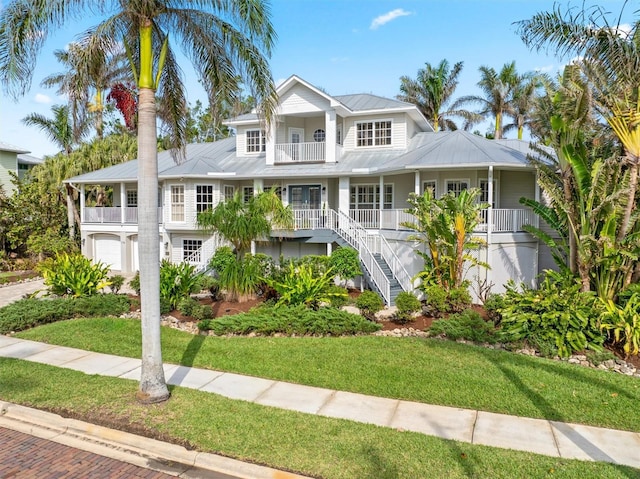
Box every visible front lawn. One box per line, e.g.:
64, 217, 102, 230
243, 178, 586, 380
1, 358, 637, 479
14, 317, 640, 432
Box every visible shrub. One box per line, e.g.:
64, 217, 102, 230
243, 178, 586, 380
499, 273, 605, 358
178, 296, 199, 317
108, 274, 125, 294
483, 293, 506, 325
327, 285, 349, 308
0, 294, 130, 334
424, 284, 471, 316
266, 263, 344, 309
428, 309, 497, 344
448, 285, 472, 312
37, 253, 110, 297
394, 291, 421, 324
159, 260, 202, 310
198, 304, 381, 336
355, 290, 384, 320
191, 304, 214, 321
129, 272, 140, 296
329, 247, 362, 285
600, 294, 640, 359
197, 275, 218, 293
208, 246, 235, 276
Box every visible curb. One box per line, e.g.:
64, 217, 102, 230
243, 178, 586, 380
0, 401, 311, 479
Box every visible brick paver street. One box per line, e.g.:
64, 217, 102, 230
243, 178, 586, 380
0, 427, 176, 478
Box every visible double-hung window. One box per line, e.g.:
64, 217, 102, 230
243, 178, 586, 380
243, 186, 254, 203
246, 130, 266, 153
223, 185, 235, 201
196, 185, 214, 213
349, 184, 393, 209
356, 120, 392, 147
446, 180, 469, 197
479, 179, 497, 208
170, 185, 184, 222
126, 189, 138, 207
422, 180, 437, 197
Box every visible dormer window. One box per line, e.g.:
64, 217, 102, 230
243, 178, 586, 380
246, 129, 266, 153
313, 129, 325, 142
356, 120, 392, 147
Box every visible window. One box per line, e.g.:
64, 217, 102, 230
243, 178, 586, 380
350, 184, 393, 209
223, 185, 235, 201
183, 239, 202, 262
313, 129, 325, 142
18, 163, 29, 170
196, 185, 214, 213
246, 130, 266, 153
479, 179, 497, 208
170, 185, 184, 222
337, 125, 342, 145
356, 120, 392, 147
422, 180, 437, 197
126, 189, 137, 207
446, 180, 469, 197
243, 186, 254, 203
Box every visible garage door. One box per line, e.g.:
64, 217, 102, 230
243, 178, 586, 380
132, 236, 163, 272
94, 234, 121, 270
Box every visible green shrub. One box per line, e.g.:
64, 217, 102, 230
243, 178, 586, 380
499, 273, 605, 358
600, 295, 640, 359
483, 293, 506, 325
428, 309, 497, 344
394, 291, 421, 324
198, 304, 381, 336
424, 285, 471, 315
355, 290, 384, 320
129, 272, 140, 296
0, 294, 130, 334
178, 296, 199, 316
192, 304, 214, 321
327, 285, 349, 308
197, 275, 218, 293
160, 297, 173, 315
160, 260, 202, 310
37, 253, 110, 297
108, 274, 125, 294
329, 247, 362, 285
208, 246, 235, 275
448, 286, 472, 312
266, 263, 344, 310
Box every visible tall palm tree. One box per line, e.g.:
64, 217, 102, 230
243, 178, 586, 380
504, 72, 545, 140
455, 61, 519, 139
42, 41, 129, 139
1, 0, 278, 404
397, 59, 478, 131
517, 3, 640, 242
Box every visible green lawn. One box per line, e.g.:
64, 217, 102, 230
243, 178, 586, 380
1, 358, 637, 479
15, 317, 640, 432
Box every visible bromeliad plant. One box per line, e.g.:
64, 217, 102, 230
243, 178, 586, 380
159, 260, 202, 310
38, 252, 110, 297
600, 294, 640, 359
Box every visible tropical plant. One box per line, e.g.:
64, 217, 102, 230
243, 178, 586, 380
423, 284, 471, 316
397, 59, 479, 131
218, 254, 270, 302
454, 61, 519, 139
403, 188, 488, 292
0, 0, 279, 403
108, 274, 125, 294
504, 71, 545, 140
266, 263, 344, 310
600, 295, 640, 358
159, 260, 202, 311
328, 247, 362, 286
38, 252, 110, 297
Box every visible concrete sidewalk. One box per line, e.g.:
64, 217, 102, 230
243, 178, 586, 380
1, 334, 639, 471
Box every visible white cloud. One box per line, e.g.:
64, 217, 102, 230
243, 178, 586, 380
614, 23, 632, 38
34, 93, 51, 104
370, 9, 413, 30
534, 64, 555, 73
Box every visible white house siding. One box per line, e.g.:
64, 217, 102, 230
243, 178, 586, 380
488, 240, 538, 293
391, 173, 415, 209
342, 113, 408, 151
278, 83, 329, 115
0, 151, 17, 194
170, 232, 219, 266
499, 170, 536, 209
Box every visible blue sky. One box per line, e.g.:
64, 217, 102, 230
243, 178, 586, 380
0, 0, 634, 158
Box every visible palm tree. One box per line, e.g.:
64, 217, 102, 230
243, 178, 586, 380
455, 61, 519, 139
1, 0, 278, 404
517, 3, 640, 242
504, 72, 545, 140
397, 59, 478, 131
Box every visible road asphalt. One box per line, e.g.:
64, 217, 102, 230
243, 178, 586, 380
1, 278, 639, 477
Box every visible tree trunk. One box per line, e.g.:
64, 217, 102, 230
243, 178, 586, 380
562, 173, 577, 274
136, 86, 169, 404
617, 158, 638, 243
65, 186, 76, 240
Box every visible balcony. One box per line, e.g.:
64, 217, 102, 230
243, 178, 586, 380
83, 207, 163, 224
275, 141, 326, 164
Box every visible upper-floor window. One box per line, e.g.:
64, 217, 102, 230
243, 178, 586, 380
313, 129, 325, 142
223, 185, 235, 201
246, 129, 266, 153
196, 185, 214, 213
126, 189, 137, 207
170, 185, 184, 222
446, 180, 469, 197
349, 184, 393, 209
356, 120, 392, 147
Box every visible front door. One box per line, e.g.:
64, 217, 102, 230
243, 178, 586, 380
289, 185, 321, 210
289, 128, 304, 162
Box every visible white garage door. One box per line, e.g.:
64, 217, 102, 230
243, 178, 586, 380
94, 234, 121, 270
132, 236, 163, 272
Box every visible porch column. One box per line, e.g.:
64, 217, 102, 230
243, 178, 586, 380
120, 182, 126, 223
325, 110, 336, 163
414, 171, 421, 195
266, 123, 276, 166
338, 176, 350, 215
379, 175, 384, 229
80, 184, 85, 223
253, 178, 264, 194
534, 171, 541, 228
486, 166, 494, 294
327, 243, 332, 256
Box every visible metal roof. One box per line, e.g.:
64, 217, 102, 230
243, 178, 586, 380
334, 94, 415, 112
0, 141, 29, 154
17, 154, 43, 166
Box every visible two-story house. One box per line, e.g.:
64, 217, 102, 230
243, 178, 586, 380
0, 141, 43, 194
68, 75, 546, 305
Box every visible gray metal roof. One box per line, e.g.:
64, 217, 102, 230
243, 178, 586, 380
17, 154, 43, 165
334, 94, 415, 112
0, 141, 29, 154
67, 132, 535, 184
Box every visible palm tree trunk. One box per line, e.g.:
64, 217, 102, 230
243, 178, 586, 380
65, 186, 76, 240
136, 85, 169, 404
617, 159, 638, 243
494, 112, 502, 139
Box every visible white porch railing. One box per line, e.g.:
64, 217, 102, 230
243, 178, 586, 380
275, 141, 326, 163
84, 207, 163, 224
349, 208, 538, 233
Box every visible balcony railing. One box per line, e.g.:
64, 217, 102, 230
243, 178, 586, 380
83, 207, 163, 224
275, 141, 325, 164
